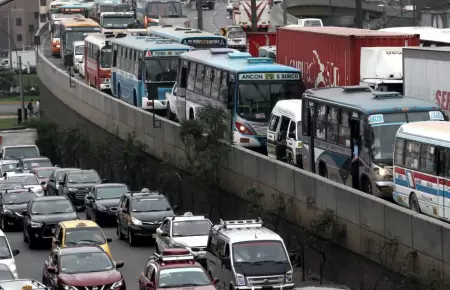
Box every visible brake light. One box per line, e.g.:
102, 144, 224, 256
235, 122, 254, 135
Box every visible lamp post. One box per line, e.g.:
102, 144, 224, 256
7, 6, 23, 72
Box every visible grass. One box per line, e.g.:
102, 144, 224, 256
0, 118, 21, 129
0, 95, 38, 102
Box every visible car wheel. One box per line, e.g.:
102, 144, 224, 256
85, 209, 90, 220
117, 223, 125, 240
28, 235, 36, 249
23, 228, 28, 243
128, 228, 136, 246
1, 217, 7, 232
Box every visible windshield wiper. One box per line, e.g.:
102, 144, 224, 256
51, 211, 71, 214
77, 239, 102, 244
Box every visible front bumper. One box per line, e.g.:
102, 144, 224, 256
142, 98, 167, 110
130, 224, 160, 237
3, 213, 24, 226
373, 180, 394, 198
100, 83, 111, 90
95, 208, 118, 222
236, 284, 294, 290
30, 223, 56, 241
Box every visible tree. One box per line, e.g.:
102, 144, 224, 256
0, 72, 14, 92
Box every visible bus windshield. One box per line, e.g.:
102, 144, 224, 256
146, 2, 182, 17
146, 58, 178, 82
101, 46, 112, 68
102, 17, 134, 27
237, 81, 302, 122
65, 32, 87, 50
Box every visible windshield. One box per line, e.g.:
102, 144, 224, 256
4, 192, 35, 204
158, 268, 211, 288
35, 169, 54, 178
1, 163, 17, 173
100, 5, 115, 13
8, 175, 38, 185
31, 199, 74, 214
60, 252, 114, 274
67, 172, 100, 184
65, 227, 106, 245
229, 31, 245, 38
232, 241, 288, 263
56, 170, 79, 181
237, 82, 302, 122
101, 46, 112, 68
97, 186, 127, 199
146, 58, 178, 82
3, 146, 39, 159
23, 159, 52, 170
65, 32, 89, 50
53, 24, 61, 37
102, 17, 134, 27
0, 183, 23, 191
75, 45, 84, 55
0, 269, 13, 281
147, 2, 182, 17
304, 20, 322, 27
131, 198, 171, 212
172, 220, 211, 237
0, 237, 11, 259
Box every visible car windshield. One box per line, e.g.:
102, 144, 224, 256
237, 81, 302, 122
31, 200, 74, 215
67, 172, 100, 184
23, 159, 52, 170
0, 237, 11, 259
8, 175, 38, 185
0, 269, 13, 280
101, 46, 112, 68
146, 58, 178, 82
303, 20, 322, 27
35, 169, 54, 178
1, 163, 17, 173
229, 31, 245, 38
146, 2, 182, 17
158, 267, 211, 288
3, 146, 39, 159
102, 17, 134, 27
172, 220, 211, 237
75, 45, 84, 55
232, 241, 288, 263
57, 170, 79, 181
60, 252, 114, 274
4, 192, 35, 204
0, 183, 23, 191
65, 227, 106, 245
100, 5, 115, 13
97, 186, 127, 199
131, 198, 171, 212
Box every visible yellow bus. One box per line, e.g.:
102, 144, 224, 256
59, 17, 101, 65
50, 13, 84, 56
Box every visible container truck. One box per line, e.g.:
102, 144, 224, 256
360, 47, 403, 93
403, 46, 450, 118
246, 32, 276, 57
0, 50, 36, 73
232, 0, 270, 32
276, 26, 420, 90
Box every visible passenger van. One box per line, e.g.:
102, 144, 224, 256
267, 100, 303, 168
206, 219, 295, 290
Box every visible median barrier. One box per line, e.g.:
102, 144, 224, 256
36, 23, 450, 282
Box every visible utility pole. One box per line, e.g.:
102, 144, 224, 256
196, 0, 203, 30
7, 4, 11, 72
18, 56, 24, 121
282, 0, 287, 25
355, 0, 362, 28
251, 0, 257, 32
412, 0, 416, 26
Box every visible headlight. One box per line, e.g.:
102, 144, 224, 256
110, 279, 123, 289
31, 221, 43, 228
96, 204, 107, 211
62, 285, 78, 290
68, 188, 77, 192
131, 217, 142, 225
56, 45, 60, 48
286, 270, 293, 283
236, 273, 246, 286
377, 168, 387, 176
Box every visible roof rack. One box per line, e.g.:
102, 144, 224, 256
162, 25, 173, 27
228, 52, 251, 59
342, 86, 370, 92
247, 57, 273, 64
368, 85, 403, 99
219, 218, 263, 229
130, 191, 160, 196
185, 29, 201, 33
174, 27, 191, 31
210, 48, 235, 55
153, 249, 194, 262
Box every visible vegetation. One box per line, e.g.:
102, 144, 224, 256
0, 118, 21, 129
0, 95, 38, 102
0, 72, 39, 95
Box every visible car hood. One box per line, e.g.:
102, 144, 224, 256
4, 203, 27, 213
67, 183, 99, 189
96, 198, 121, 208
38, 178, 49, 183
59, 269, 121, 287
131, 210, 174, 222
162, 285, 216, 290
31, 212, 78, 223
233, 262, 291, 276
172, 236, 208, 248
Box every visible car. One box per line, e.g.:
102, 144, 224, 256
59, 169, 104, 210
117, 191, 177, 246
29, 167, 58, 195
46, 168, 81, 196
0, 189, 36, 231
0, 279, 47, 290
0, 230, 19, 279
0, 181, 24, 194
51, 220, 113, 258
5, 174, 45, 197
85, 183, 128, 225
0, 264, 14, 281
154, 212, 212, 266
22, 196, 78, 249
1, 145, 40, 160
79, 56, 85, 77
0, 161, 18, 179
138, 248, 219, 290
226, 0, 233, 12
42, 246, 125, 290
17, 157, 53, 173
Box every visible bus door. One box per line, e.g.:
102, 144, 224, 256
301, 98, 314, 173
438, 148, 449, 220
176, 59, 189, 120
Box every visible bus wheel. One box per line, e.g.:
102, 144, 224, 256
361, 176, 372, 194
189, 108, 195, 120
318, 162, 328, 178
409, 193, 421, 213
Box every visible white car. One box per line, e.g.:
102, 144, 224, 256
226, 0, 233, 12
0, 230, 20, 279
5, 173, 44, 197
0, 161, 18, 180
79, 56, 85, 77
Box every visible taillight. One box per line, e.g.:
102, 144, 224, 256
235, 122, 254, 135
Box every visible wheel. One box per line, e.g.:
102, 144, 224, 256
23, 228, 28, 243
287, 154, 294, 166
189, 109, 194, 120
28, 234, 36, 249
361, 177, 372, 194
409, 193, 421, 213
166, 102, 175, 120
319, 163, 328, 178
128, 228, 136, 246
117, 223, 125, 240
85, 209, 90, 220
1, 217, 8, 232
133, 91, 138, 107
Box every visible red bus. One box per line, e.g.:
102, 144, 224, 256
84, 34, 113, 91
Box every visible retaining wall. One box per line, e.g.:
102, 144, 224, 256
36, 24, 450, 283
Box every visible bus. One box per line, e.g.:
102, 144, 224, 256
300, 86, 445, 197
136, 0, 184, 27
48, 1, 71, 15
57, 4, 90, 18
379, 27, 450, 47
50, 13, 84, 56
172, 48, 302, 148
100, 11, 135, 32
59, 18, 101, 65
148, 26, 227, 50
126, 28, 147, 36
110, 36, 192, 110
91, 2, 130, 22
85, 33, 115, 91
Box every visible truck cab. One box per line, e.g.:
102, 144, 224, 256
259, 45, 276, 60
220, 26, 246, 51
296, 18, 323, 27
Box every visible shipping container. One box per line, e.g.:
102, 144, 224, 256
246, 32, 276, 57
276, 26, 420, 89
403, 46, 450, 117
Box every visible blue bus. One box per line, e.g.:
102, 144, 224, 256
110, 36, 193, 111
57, 4, 90, 18
171, 48, 302, 148
148, 26, 227, 50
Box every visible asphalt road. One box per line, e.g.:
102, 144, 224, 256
0, 104, 21, 115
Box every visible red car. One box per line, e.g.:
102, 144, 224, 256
139, 248, 219, 290
42, 245, 126, 290
30, 167, 58, 194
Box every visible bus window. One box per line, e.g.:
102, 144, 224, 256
211, 69, 220, 100
187, 63, 196, 91
220, 71, 229, 104
420, 144, 436, 174
195, 64, 204, 93
445, 151, 450, 177
203, 67, 212, 96
326, 107, 338, 144
394, 138, 405, 166
404, 140, 420, 169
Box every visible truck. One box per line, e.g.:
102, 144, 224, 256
0, 50, 36, 73
276, 26, 420, 90
246, 32, 276, 57
360, 47, 404, 93
403, 46, 450, 118
232, 0, 270, 32
220, 26, 246, 51
158, 15, 191, 28
0, 128, 39, 160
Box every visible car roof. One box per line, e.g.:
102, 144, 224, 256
31, 167, 57, 171
126, 192, 165, 199
67, 169, 97, 174
59, 245, 105, 255
21, 157, 49, 161
54, 168, 81, 173
60, 220, 99, 229
34, 196, 68, 201
93, 183, 127, 188
0, 160, 18, 165
8, 173, 34, 177
4, 188, 32, 194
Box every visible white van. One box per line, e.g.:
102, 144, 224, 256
0, 230, 20, 278
267, 100, 303, 167
72, 41, 85, 73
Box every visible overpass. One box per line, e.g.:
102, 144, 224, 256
35, 19, 450, 283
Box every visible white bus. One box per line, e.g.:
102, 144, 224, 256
379, 27, 450, 47
49, 13, 84, 56
393, 120, 450, 221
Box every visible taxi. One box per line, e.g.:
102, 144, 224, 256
51, 220, 113, 258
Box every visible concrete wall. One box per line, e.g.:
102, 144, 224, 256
35, 24, 450, 283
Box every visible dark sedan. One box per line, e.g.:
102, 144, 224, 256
17, 157, 53, 173
0, 189, 36, 231
85, 183, 128, 225
46, 168, 81, 196
59, 170, 105, 210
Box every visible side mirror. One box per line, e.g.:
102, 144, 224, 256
86, 196, 94, 201
212, 278, 219, 285
64, 54, 73, 67
161, 232, 169, 237
49, 179, 55, 182
289, 251, 301, 267
146, 282, 154, 288
101, 179, 108, 183
58, 181, 64, 185
115, 261, 124, 268
107, 238, 112, 243
222, 256, 231, 268
40, 181, 46, 185
54, 240, 60, 245
21, 210, 27, 216
288, 132, 296, 139
12, 249, 19, 256
47, 266, 57, 274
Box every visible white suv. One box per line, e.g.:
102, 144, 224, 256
0, 230, 20, 279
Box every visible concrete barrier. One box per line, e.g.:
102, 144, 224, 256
35, 24, 450, 282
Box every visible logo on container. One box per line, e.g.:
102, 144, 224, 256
435, 89, 450, 111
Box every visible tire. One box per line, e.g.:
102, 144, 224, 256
409, 193, 421, 213
319, 163, 328, 178
133, 91, 138, 107
117, 223, 125, 240
166, 102, 175, 120
128, 228, 136, 246
23, 228, 28, 243
85, 209, 90, 220
361, 177, 372, 194
28, 235, 36, 249
1, 217, 8, 232
287, 154, 294, 166
189, 109, 194, 120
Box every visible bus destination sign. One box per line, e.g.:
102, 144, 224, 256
238, 73, 300, 81
60, 8, 85, 12
149, 50, 186, 57
181, 38, 226, 47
